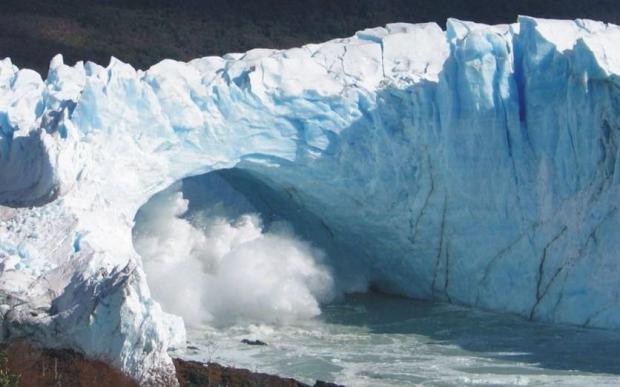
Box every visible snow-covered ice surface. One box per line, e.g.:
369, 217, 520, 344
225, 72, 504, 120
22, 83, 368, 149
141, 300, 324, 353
2, 16, 620, 384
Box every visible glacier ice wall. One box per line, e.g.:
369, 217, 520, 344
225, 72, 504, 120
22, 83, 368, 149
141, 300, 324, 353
1, 16, 620, 384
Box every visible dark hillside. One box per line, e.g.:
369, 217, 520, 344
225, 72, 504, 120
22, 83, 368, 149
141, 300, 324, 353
1, 0, 619, 74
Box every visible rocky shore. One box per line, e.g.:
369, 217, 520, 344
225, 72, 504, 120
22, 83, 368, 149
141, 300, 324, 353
0, 341, 341, 387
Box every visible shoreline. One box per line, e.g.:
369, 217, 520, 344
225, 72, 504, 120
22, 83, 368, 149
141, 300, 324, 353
1, 341, 342, 387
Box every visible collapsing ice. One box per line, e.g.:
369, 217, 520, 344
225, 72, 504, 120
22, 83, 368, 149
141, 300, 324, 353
1, 16, 620, 385
133, 171, 336, 327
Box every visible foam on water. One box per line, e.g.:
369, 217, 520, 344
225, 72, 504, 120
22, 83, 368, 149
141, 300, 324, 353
176, 293, 620, 386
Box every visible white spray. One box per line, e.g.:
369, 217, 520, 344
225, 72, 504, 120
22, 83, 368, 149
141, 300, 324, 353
134, 187, 336, 327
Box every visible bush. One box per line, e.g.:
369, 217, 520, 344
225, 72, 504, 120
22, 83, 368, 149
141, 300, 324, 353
0, 352, 19, 387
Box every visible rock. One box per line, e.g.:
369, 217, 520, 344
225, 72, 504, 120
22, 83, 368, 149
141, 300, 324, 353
1, 341, 343, 387
174, 358, 309, 387
241, 339, 268, 346
1, 341, 138, 387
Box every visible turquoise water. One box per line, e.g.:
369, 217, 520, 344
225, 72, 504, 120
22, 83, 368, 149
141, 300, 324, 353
176, 293, 620, 386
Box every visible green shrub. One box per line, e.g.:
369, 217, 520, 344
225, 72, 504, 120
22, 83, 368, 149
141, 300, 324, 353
0, 352, 19, 387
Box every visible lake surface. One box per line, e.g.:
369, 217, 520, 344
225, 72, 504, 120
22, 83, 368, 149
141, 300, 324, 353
175, 293, 620, 386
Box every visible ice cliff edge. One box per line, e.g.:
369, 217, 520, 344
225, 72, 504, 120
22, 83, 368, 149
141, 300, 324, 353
1, 16, 620, 384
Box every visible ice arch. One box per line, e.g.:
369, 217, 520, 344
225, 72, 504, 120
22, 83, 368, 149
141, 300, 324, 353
1, 16, 620, 385
132, 168, 360, 327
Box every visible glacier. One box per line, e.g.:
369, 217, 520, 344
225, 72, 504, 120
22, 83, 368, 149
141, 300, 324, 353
1, 16, 620, 384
